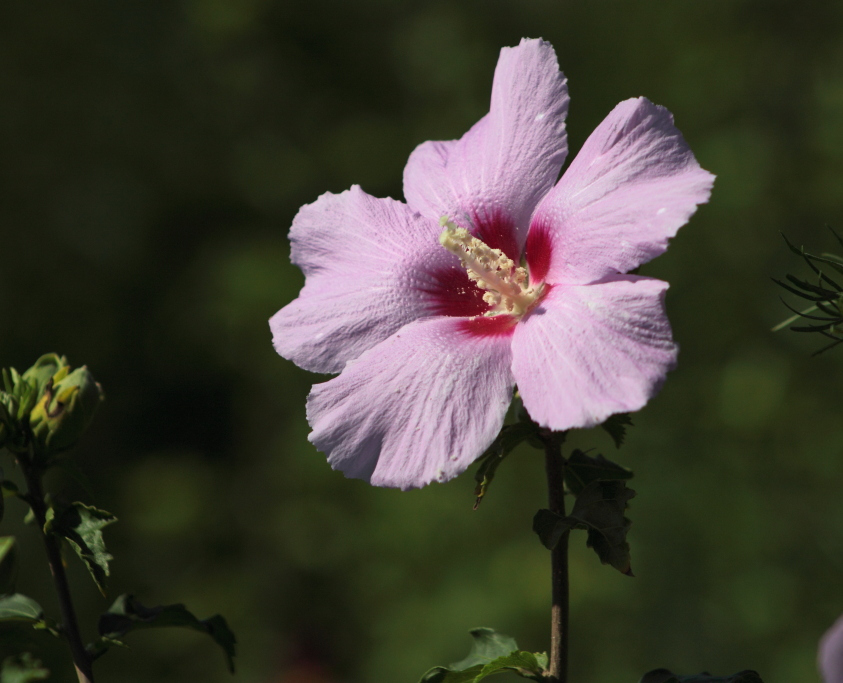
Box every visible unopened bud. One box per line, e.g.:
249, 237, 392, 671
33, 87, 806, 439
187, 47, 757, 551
22, 354, 70, 396
29, 364, 103, 457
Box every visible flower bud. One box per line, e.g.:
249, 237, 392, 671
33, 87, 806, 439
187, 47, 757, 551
29, 364, 103, 457
22, 354, 70, 396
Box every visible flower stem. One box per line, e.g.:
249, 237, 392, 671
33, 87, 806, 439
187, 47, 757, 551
544, 435, 568, 683
20, 451, 94, 683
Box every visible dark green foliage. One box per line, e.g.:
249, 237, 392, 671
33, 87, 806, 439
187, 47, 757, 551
93, 595, 236, 673
774, 231, 843, 354
535, 479, 636, 575
0, 595, 42, 624
601, 414, 634, 449
565, 449, 634, 496
420, 628, 547, 682
0, 653, 49, 683
44, 502, 115, 594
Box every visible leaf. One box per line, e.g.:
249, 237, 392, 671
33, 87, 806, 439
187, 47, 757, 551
473, 422, 539, 509
0, 653, 49, 683
639, 669, 763, 683
564, 450, 633, 496
0, 594, 43, 623
0, 537, 19, 594
45, 502, 116, 594
419, 628, 548, 683
534, 480, 636, 575
601, 413, 633, 448
532, 509, 575, 551
573, 480, 636, 575
475, 651, 548, 681
96, 594, 236, 673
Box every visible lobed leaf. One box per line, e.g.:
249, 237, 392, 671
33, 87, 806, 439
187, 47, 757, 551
534, 480, 636, 575
601, 413, 633, 448
419, 628, 547, 683
95, 594, 236, 673
45, 502, 116, 595
565, 450, 633, 496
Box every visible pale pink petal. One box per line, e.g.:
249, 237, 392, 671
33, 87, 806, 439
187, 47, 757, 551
526, 97, 714, 285
271, 186, 489, 374
512, 276, 677, 430
820, 614, 843, 683
403, 38, 569, 259
307, 316, 516, 490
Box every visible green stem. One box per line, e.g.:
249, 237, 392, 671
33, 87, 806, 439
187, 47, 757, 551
544, 435, 568, 683
20, 451, 94, 683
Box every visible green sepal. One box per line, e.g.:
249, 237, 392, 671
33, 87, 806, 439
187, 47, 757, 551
94, 594, 236, 673
564, 450, 633, 496
21, 355, 69, 398
0, 538, 19, 594
601, 413, 633, 448
419, 628, 547, 682
473, 422, 540, 508
639, 669, 763, 683
0, 653, 49, 683
0, 594, 43, 623
44, 502, 116, 595
533, 480, 636, 575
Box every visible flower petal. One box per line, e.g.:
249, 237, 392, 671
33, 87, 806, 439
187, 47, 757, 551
403, 38, 569, 258
307, 317, 515, 490
271, 186, 486, 373
820, 614, 843, 683
512, 276, 677, 430
526, 97, 714, 285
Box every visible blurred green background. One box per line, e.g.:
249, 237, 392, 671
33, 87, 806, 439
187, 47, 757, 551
0, 1, 841, 681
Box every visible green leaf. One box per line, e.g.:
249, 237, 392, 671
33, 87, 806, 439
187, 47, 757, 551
639, 669, 763, 683
534, 480, 636, 575
473, 422, 540, 509
419, 628, 547, 682
573, 480, 636, 575
96, 594, 236, 673
0, 594, 43, 623
0, 653, 49, 683
476, 651, 547, 681
44, 502, 116, 595
532, 509, 575, 551
601, 413, 633, 448
564, 450, 633, 496
0, 538, 19, 594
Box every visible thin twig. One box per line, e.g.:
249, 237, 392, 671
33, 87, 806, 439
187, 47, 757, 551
20, 449, 94, 683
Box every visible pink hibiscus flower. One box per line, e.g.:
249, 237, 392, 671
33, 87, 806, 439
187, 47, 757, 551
271, 38, 713, 490
821, 614, 843, 683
